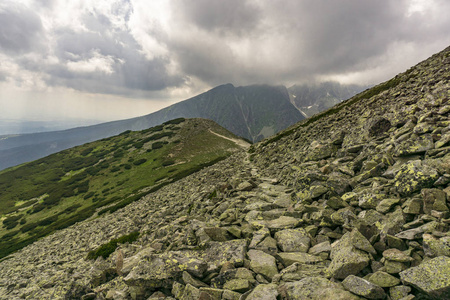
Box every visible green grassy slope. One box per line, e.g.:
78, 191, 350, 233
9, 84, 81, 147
0, 118, 244, 259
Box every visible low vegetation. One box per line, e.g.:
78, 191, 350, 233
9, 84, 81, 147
86, 231, 139, 260
0, 118, 242, 259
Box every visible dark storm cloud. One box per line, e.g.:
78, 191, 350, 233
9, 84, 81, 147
167, 0, 450, 86
173, 0, 261, 36
2, 0, 450, 100
0, 3, 45, 55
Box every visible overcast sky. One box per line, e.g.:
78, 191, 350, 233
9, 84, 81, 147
1, 0, 449, 123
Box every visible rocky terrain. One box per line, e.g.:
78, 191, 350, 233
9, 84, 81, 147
0, 45, 449, 300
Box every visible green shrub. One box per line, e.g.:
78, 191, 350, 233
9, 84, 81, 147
83, 191, 95, 199
162, 159, 175, 166
152, 142, 165, 149
80, 147, 94, 156
111, 166, 121, 172
133, 158, 147, 166
86, 231, 139, 260
163, 118, 185, 125
2, 214, 23, 229
37, 215, 58, 226
123, 164, 132, 170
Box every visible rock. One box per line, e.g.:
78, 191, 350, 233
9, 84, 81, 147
182, 271, 208, 288
394, 160, 439, 196
308, 241, 331, 256
400, 256, 450, 299
309, 185, 329, 199
435, 132, 450, 148
328, 229, 374, 279
276, 252, 324, 267
247, 250, 278, 281
368, 271, 401, 287
279, 276, 361, 300
266, 216, 301, 231
376, 198, 401, 214
245, 283, 278, 300
202, 240, 247, 273
382, 249, 414, 263
181, 284, 200, 299
422, 234, 450, 257
222, 289, 241, 300
342, 275, 386, 299
253, 236, 278, 255
395, 133, 434, 156
249, 228, 270, 249
202, 227, 233, 242
385, 260, 410, 274
304, 143, 338, 162
123, 256, 177, 291
421, 188, 448, 214
328, 246, 370, 279
274, 228, 311, 252
199, 287, 223, 300
389, 285, 412, 300
395, 228, 423, 240
237, 181, 255, 191
402, 198, 422, 215
222, 279, 251, 293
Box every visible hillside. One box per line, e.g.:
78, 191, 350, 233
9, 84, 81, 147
0, 84, 302, 171
288, 82, 367, 117
0, 46, 449, 300
0, 118, 247, 259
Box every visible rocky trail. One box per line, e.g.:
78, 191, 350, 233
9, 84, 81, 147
0, 46, 449, 299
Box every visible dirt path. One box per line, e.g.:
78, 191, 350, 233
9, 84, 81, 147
209, 130, 251, 149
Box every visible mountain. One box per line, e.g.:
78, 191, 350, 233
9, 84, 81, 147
288, 81, 368, 117
0, 84, 303, 171
1, 46, 449, 299
0, 118, 248, 259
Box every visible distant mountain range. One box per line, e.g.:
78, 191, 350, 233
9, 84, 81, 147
0, 82, 365, 171
288, 82, 368, 117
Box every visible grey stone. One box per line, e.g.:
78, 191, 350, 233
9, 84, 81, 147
276, 252, 324, 267
247, 250, 278, 281
274, 228, 310, 252
279, 276, 361, 300
400, 256, 450, 299
342, 275, 386, 299
245, 283, 278, 300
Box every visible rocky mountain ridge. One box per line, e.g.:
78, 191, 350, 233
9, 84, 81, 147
0, 45, 449, 300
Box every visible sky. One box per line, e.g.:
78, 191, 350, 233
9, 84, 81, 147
0, 0, 449, 124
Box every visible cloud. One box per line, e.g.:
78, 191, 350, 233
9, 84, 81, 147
0, 2, 45, 55
66, 49, 117, 74
1, 0, 450, 111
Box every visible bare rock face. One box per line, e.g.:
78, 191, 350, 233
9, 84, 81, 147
1, 46, 450, 299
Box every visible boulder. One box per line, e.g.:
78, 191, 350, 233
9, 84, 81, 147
394, 160, 439, 196
279, 276, 361, 300
421, 188, 448, 214
247, 250, 278, 281
368, 271, 401, 287
422, 234, 450, 257
342, 275, 386, 299
274, 228, 310, 252
400, 256, 450, 299
276, 252, 324, 267
245, 283, 278, 300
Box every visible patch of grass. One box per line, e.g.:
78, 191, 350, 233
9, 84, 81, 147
86, 231, 139, 260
